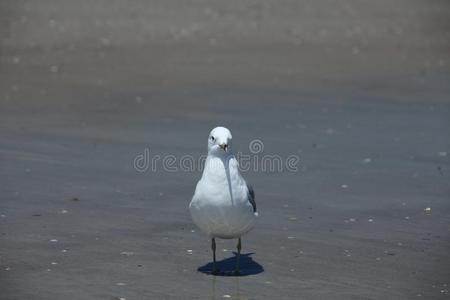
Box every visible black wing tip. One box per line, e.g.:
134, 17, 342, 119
247, 184, 257, 213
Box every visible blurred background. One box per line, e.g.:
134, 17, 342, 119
1, 0, 449, 102
0, 1, 449, 299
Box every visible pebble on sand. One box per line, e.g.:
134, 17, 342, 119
325, 128, 336, 135
424, 207, 431, 212
362, 158, 372, 163
49, 65, 59, 73
187, 250, 193, 254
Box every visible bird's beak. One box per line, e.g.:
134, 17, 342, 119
219, 143, 228, 151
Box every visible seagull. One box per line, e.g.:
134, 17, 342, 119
189, 126, 258, 275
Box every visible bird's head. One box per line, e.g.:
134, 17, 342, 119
208, 126, 233, 155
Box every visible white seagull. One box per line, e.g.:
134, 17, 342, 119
189, 126, 258, 274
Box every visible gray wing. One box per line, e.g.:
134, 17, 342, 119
247, 184, 256, 213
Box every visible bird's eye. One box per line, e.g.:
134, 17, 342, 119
210, 136, 215, 141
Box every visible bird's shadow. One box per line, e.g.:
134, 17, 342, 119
197, 252, 264, 276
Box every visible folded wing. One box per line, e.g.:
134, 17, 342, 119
247, 184, 256, 213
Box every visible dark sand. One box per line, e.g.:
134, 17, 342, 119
1, 1, 450, 299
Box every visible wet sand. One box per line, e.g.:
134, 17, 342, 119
1, 1, 450, 299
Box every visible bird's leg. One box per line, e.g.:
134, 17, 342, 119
211, 238, 219, 274
234, 237, 241, 275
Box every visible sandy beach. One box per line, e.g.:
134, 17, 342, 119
1, 1, 449, 299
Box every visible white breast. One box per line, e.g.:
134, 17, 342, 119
189, 155, 257, 239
